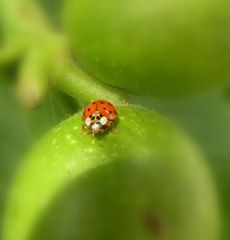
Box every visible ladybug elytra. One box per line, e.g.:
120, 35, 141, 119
82, 100, 118, 135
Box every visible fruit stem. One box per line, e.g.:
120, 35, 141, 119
53, 60, 124, 107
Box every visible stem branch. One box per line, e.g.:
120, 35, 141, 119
54, 61, 124, 107
0, 0, 125, 107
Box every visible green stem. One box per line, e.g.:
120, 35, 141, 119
17, 47, 49, 107
53, 61, 124, 107
0, 0, 125, 107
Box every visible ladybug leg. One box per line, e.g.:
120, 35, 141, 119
82, 124, 92, 136
80, 125, 87, 137
111, 125, 117, 133
111, 121, 118, 133
92, 128, 103, 137
105, 120, 116, 133
82, 124, 88, 132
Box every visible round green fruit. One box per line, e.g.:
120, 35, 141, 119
3, 106, 219, 240
64, 0, 230, 97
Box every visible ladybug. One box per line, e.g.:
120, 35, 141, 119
82, 100, 118, 135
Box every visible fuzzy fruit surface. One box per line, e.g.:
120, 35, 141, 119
64, 0, 230, 96
4, 106, 219, 240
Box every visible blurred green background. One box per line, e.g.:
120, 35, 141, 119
0, 0, 230, 239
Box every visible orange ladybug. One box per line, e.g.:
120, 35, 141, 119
82, 100, 118, 135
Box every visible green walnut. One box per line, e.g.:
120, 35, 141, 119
3, 106, 219, 240
64, 0, 230, 97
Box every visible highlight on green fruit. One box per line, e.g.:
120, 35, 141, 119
3, 105, 219, 240
64, 0, 230, 97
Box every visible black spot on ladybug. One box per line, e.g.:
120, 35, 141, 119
109, 111, 112, 114
100, 101, 105, 104
87, 108, 91, 112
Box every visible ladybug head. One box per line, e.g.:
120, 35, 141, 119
85, 112, 108, 133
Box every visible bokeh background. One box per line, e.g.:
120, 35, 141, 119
0, 0, 230, 240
